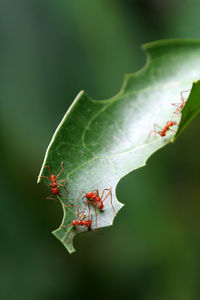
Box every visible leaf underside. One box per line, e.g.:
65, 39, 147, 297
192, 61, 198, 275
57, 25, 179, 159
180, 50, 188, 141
38, 39, 200, 254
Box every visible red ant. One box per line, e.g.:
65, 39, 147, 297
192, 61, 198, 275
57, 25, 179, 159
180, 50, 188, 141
149, 120, 177, 138
82, 188, 116, 226
172, 89, 190, 115
38, 161, 68, 200
61, 203, 92, 244
71, 214, 91, 229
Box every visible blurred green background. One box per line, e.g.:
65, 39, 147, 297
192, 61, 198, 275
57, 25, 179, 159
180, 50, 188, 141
1, 0, 200, 299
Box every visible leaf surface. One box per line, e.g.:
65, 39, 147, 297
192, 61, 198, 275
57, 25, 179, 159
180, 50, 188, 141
38, 39, 200, 254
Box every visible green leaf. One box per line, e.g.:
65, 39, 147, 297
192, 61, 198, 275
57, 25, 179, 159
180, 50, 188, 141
175, 81, 200, 139
38, 39, 200, 254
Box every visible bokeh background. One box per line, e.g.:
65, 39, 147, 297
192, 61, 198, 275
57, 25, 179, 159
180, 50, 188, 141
1, 0, 200, 299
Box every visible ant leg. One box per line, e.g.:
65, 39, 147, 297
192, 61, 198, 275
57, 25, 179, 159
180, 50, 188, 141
92, 207, 103, 233
85, 200, 97, 206
57, 180, 68, 184
148, 124, 162, 139
77, 195, 87, 214
54, 182, 72, 207
56, 161, 64, 179
43, 165, 51, 176
103, 191, 117, 216
95, 189, 100, 197
94, 206, 98, 228
109, 190, 116, 216
82, 209, 89, 233
63, 196, 78, 212
78, 204, 89, 223
38, 175, 50, 181
57, 184, 72, 205
57, 183, 68, 190
83, 200, 96, 217
58, 184, 69, 196
147, 130, 160, 141
65, 198, 74, 207
77, 193, 88, 213
100, 188, 106, 200
75, 205, 82, 232
57, 186, 75, 207
100, 187, 112, 202
63, 203, 74, 208
100, 187, 111, 200
153, 123, 163, 131
168, 128, 176, 133
103, 187, 112, 192
80, 213, 86, 221
87, 201, 91, 218
102, 190, 116, 216
171, 102, 182, 108
173, 110, 181, 116
83, 200, 88, 210
80, 192, 88, 210
76, 204, 82, 221
86, 202, 94, 228
171, 90, 190, 111
80, 191, 87, 199
180, 89, 190, 102
61, 220, 78, 245
46, 194, 59, 202
171, 90, 190, 112
168, 122, 177, 133
57, 183, 66, 187
61, 224, 72, 229
66, 230, 77, 244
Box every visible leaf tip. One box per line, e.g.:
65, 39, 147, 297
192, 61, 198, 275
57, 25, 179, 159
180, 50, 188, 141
52, 227, 76, 255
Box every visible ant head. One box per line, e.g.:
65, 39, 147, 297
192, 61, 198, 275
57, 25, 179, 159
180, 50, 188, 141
52, 187, 59, 194
50, 175, 56, 181
87, 219, 92, 228
86, 192, 93, 199
81, 192, 87, 199
72, 220, 76, 226
160, 131, 165, 137
98, 202, 103, 210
